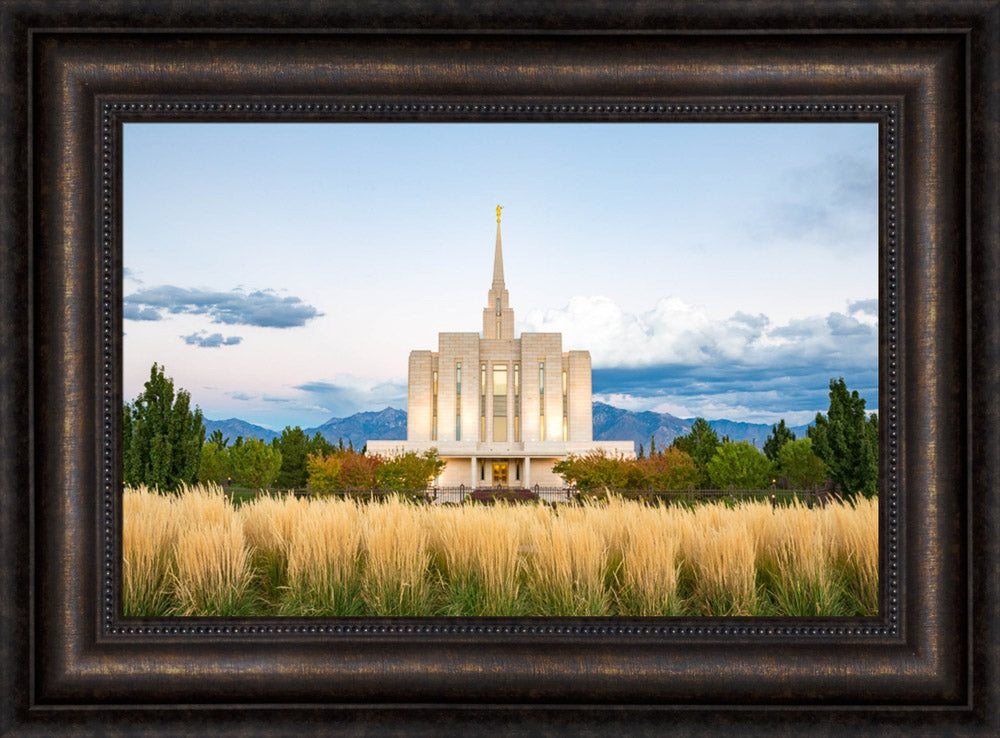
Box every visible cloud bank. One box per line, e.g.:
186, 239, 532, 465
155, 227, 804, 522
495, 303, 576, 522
124, 286, 322, 328
293, 377, 409, 420
225, 376, 409, 426
521, 295, 877, 424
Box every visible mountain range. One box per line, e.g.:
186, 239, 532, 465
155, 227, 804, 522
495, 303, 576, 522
204, 403, 811, 453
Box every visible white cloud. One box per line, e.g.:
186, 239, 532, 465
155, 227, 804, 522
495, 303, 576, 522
521, 295, 876, 372
529, 294, 877, 423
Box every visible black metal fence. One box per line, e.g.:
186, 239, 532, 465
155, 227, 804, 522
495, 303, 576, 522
572, 488, 842, 509
429, 485, 573, 505
231, 484, 840, 508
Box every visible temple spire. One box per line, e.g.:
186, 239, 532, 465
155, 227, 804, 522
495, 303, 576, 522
493, 205, 504, 290
484, 205, 514, 340
492, 205, 505, 288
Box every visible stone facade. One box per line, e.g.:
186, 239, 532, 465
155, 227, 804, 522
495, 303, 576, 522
367, 212, 634, 488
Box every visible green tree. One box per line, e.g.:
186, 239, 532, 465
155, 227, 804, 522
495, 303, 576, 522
808, 378, 878, 499
123, 363, 204, 490
706, 441, 775, 490
270, 428, 336, 489
776, 437, 827, 489
762, 419, 796, 461
306, 451, 343, 492
311, 432, 336, 455
227, 437, 282, 489
671, 418, 720, 486
636, 447, 701, 490
376, 450, 446, 491
198, 441, 230, 485
273, 426, 309, 489
207, 429, 229, 449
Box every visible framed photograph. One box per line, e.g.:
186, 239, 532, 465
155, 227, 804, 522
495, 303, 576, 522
2, 1, 997, 734
120, 119, 881, 622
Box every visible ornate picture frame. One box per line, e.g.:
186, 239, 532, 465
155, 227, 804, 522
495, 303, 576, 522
2, 1, 996, 733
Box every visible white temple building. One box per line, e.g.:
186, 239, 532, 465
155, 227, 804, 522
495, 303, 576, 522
366, 207, 634, 488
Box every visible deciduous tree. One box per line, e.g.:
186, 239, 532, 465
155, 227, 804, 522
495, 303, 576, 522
376, 450, 446, 491
552, 451, 643, 491
706, 441, 774, 490
339, 451, 382, 488
776, 438, 827, 489
123, 363, 204, 490
227, 437, 282, 489
197, 441, 229, 485
306, 451, 343, 492
635, 447, 701, 490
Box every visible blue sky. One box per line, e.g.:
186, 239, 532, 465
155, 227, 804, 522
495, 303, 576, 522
124, 122, 878, 429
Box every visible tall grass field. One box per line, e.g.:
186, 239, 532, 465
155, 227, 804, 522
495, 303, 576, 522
123, 485, 878, 617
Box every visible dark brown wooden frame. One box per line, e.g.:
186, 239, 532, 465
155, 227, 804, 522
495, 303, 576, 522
2, 1, 997, 734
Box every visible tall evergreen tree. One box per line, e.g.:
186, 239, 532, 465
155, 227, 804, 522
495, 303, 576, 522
273, 426, 310, 489
808, 378, 878, 499
123, 363, 204, 490
671, 418, 720, 486
763, 419, 796, 461
272, 427, 337, 489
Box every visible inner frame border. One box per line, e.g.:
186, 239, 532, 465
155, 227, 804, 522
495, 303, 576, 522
103, 100, 897, 639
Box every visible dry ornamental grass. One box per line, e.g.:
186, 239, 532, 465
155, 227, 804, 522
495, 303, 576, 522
122, 485, 879, 617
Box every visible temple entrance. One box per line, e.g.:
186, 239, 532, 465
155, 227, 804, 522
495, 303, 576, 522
492, 461, 509, 487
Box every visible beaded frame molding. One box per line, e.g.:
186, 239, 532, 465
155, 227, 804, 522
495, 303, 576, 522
102, 100, 899, 640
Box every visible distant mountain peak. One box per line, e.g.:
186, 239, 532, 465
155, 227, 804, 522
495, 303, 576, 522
306, 406, 407, 447
205, 404, 810, 453
202, 417, 280, 444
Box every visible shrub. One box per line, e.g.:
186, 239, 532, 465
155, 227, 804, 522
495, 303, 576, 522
552, 450, 643, 491
375, 449, 445, 491
467, 487, 539, 504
